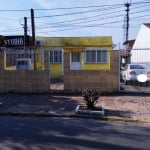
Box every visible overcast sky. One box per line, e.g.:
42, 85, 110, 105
0, 0, 150, 48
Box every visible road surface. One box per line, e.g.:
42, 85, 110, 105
0, 116, 149, 150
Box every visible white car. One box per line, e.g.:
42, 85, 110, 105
121, 64, 150, 84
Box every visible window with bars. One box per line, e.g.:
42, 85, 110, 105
71, 52, 80, 62
50, 50, 62, 64
84, 49, 108, 63
6, 50, 34, 66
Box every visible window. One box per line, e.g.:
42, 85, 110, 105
50, 50, 62, 64
6, 50, 34, 67
84, 49, 108, 63
97, 50, 107, 63
85, 51, 96, 63
71, 52, 80, 62
130, 64, 144, 69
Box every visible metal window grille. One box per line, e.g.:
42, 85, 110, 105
50, 50, 62, 64
84, 49, 108, 63
71, 52, 80, 62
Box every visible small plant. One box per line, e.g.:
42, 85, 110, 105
82, 89, 101, 110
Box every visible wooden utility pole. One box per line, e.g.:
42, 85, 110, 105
31, 8, 37, 70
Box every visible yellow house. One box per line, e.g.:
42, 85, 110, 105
36, 36, 113, 78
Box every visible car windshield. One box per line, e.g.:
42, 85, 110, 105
130, 64, 145, 69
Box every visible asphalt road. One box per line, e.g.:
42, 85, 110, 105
0, 116, 149, 150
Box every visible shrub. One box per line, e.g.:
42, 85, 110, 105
82, 89, 101, 110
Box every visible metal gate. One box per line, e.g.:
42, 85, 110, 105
120, 48, 150, 93
44, 48, 64, 91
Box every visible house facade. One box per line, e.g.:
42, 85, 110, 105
1, 35, 113, 77
36, 36, 119, 92
36, 36, 113, 78
0, 35, 120, 93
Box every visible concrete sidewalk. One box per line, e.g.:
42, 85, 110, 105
0, 93, 150, 124
0, 94, 84, 116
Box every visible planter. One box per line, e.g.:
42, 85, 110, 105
75, 104, 105, 116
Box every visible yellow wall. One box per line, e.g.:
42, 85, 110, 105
49, 64, 63, 78
83, 63, 110, 70
36, 36, 112, 48
35, 49, 44, 70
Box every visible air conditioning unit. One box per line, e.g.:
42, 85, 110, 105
16, 58, 32, 70
35, 40, 44, 46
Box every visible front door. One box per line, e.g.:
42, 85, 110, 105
71, 52, 80, 70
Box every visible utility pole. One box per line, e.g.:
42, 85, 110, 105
124, 1, 131, 64
24, 17, 27, 49
31, 8, 37, 70
124, 1, 131, 43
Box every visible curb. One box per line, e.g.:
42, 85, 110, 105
0, 112, 147, 124
0, 112, 72, 118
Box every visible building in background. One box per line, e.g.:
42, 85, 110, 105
131, 23, 150, 66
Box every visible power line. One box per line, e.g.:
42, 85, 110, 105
0, 1, 148, 12
37, 13, 124, 29
35, 7, 150, 34
1, 1, 150, 36
0, 27, 23, 32
36, 7, 150, 30
34, 2, 150, 28
37, 19, 124, 34
0, 17, 19, 21
35, 5, 124, 28
35, 7, 122, 19
0, 9, 30, 12
34, 4, 124, 11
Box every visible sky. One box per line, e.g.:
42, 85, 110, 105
0, 0, 150, 49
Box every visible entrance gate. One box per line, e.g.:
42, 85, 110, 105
44, 48, 64, 91
120, 48, 150, 93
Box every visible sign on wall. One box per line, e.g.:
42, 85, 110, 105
3, 36, 30, 47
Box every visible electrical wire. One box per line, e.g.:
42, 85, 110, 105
1, 1, 150, 34
34, 2, 150, 29
35, 6, 122, 19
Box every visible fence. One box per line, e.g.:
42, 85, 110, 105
0, 48, 50, 93
120, 48, 150, 93
1, 47, 64, 91
3, 48, 44, 71
0, 47, 119, 93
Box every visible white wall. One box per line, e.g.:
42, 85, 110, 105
131, 24, 150, 66
133, 24, 150, 49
